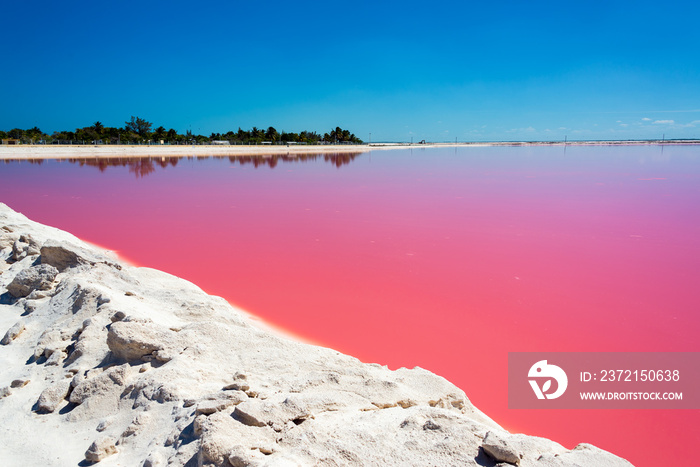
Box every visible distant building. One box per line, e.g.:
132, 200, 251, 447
211, 140, 230, 145
1, 139, 20, 145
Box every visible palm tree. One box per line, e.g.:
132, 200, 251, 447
153, 126, 166, 141
266, 126, 279, 142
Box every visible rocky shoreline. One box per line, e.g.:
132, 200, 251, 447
0, 203, 632, 466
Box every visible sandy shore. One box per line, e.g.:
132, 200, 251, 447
1, 140, 697, 160
0, 144, 373, 160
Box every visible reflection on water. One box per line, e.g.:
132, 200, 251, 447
68, 157, 180, 178
1, 152, 365, 178
227, 152, 364, 169
0, 145, 699, 467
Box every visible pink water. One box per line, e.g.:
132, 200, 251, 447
2, 146, 699, 466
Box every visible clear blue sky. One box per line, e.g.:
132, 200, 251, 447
2, 0, 699, 142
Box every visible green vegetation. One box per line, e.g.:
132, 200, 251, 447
0, 117, 363, 145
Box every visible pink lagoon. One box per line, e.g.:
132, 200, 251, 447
1, 144, 698, 466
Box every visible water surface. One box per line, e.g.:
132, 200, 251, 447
2, 146, 699, 466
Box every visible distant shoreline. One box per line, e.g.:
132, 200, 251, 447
0, 140, 698, 160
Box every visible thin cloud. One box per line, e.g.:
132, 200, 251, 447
652, 120, 675, 125
650, 109, 700, 113
642, 118, 652, 121
592, 110, 700, 115
506, 126, 536, 133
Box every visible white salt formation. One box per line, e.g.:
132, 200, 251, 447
0, 203, 633, 466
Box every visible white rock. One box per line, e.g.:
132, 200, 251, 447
36, 381, 71, 413
1, 321, 26, 345
84, 436, 118, 463
69, 364, 130, 405
40, 239, 112, 271
6, 263, 58, 298
482, 430, 522, 465
106, 321, 172, 361
12, 239, 27, 261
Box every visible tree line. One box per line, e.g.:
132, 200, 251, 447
0, 117, 364, 145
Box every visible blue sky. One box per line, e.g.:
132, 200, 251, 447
2, 0, 699, 142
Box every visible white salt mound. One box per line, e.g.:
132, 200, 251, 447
0, 203, 633, 466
